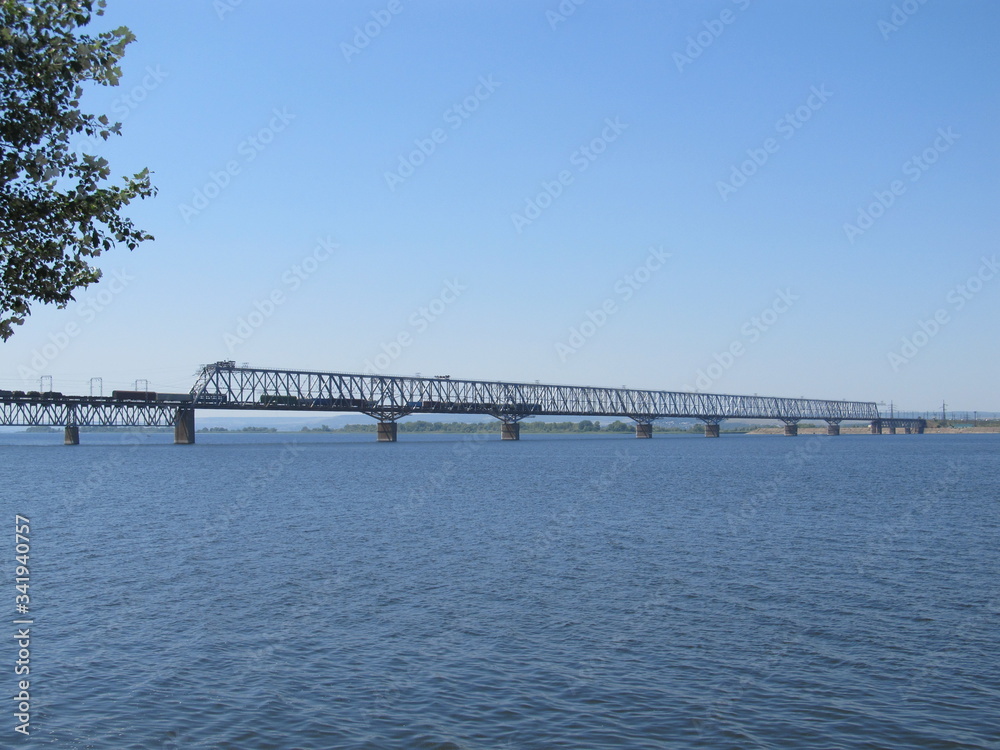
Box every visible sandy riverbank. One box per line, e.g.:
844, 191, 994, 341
746, 426, 1000, 435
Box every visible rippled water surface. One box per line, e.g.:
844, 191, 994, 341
2, 431, 999, 749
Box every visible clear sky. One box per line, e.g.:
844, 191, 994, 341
3, 0, 998, 413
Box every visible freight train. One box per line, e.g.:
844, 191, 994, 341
109, 391, 210, 403
258, 395, 374, 408
0, 390, 62, 399
1, 390, 222, 404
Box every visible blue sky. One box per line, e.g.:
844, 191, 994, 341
3, 0, 998, 413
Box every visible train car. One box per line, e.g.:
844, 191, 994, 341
508, 402, 542, 413
155, 393, 194, 403
112, 390, 157, 402
310, 398, 365, 408
0, 390, 12, 398
260, 394, 298, 406
196, 393, 228, 404
423, 400, 457, 410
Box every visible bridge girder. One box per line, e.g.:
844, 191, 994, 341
0, 399, 179, 428
188, 364, 881, 423
1, 365, 899, 435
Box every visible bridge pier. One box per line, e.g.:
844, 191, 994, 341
377, 422, 398, 442
174, 408, 196, 444
501, 422, 520, 441
64, 424, 80, 445
872, 418, 924, 435
701, 417, 722, 437
826, 420, 841, 436
635, 422, 653, 439
781, 419, 799, 436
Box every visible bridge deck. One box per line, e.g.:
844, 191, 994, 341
1, 364, 927, 439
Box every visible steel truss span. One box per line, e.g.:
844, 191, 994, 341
191, 363, 881, 423
0, 398, 180, 428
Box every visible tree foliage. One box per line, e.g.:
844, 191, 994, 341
0, 0, 154, 340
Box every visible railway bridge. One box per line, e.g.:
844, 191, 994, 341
0, 361, 925, 444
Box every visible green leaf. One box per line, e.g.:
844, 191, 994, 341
0, 0, 154, 340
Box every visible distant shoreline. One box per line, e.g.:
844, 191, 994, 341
17, 424, 999, 436
746, 426, 1000, 435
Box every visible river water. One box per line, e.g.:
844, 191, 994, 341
2, 431, 998, 748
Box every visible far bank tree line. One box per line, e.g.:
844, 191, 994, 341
301, 420, 728, 434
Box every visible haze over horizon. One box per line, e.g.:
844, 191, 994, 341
2, 1, 997, 413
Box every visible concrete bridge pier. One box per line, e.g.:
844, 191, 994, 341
826, 420, 841, 436
781, 419, 800, 436
64, 406, 79, 445
701, 418, 722, 437
377, 421, 398, 442
174, 408, 196, 444
870, 420, 883, 435
632, 424, 656, 440
501, 422, 520, 440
